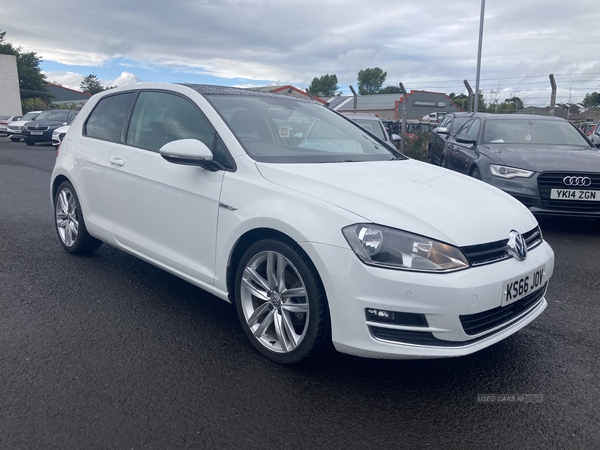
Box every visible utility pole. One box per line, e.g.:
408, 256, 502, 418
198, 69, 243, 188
474, 0, 486, 112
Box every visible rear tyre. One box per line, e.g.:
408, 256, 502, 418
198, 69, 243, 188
24, 140, 34, 146
54, 181, 103, 254
234, 239, 330, 364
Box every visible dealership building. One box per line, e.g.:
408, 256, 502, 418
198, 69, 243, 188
326, 90, 462, 120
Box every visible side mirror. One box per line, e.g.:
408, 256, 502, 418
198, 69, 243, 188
434, 126, 449, 135
160, 139, 216, 169
455, 133, 477, 145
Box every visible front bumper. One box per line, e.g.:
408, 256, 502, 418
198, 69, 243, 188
305, 240, 554, 359
482, 172, 600, 218
22, 131, 53, 143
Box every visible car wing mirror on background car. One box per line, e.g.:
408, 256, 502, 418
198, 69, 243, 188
434, 126, 449, 135
159, 139, 215, 168
455, 133, 477, 145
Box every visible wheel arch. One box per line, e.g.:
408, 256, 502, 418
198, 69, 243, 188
226, 227, 323, 303
51, 174, 71, 207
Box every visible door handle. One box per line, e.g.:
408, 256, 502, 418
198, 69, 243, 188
109, 157, 124, 167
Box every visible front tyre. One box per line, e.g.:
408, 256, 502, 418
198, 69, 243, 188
235, 239, 329, 364
54, 181, 102, 254
24, 140, 34, 146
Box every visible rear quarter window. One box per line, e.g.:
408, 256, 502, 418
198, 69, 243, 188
84, 93, 135, 142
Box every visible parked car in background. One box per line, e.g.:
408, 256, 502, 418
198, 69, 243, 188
581, 122, 596, 136
51, 83, 554, 364
443, 114, 600, 218
22, 109, 79, 145
590, 121, 600, 147
51, 117, 75, 149
0, 115, 23, 135
428, 112, 483, 165
341, 112, 400, 148
6, 111, 42, 141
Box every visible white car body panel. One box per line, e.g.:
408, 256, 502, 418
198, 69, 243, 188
51, 83, 555, 360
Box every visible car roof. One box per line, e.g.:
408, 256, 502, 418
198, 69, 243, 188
340, 112, 382, 120
180, 83, 317, 104
479, 114, 565, 122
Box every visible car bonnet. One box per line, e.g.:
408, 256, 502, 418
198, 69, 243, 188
256, 159, 537, 247
481, 145, 600, 172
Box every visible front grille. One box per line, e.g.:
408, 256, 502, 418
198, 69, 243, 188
538, 172, 600, 212
461, 226, 542, 267
460, 284, 546, 336
26, 125, 50, 131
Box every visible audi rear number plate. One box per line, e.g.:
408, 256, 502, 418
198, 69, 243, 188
502, 265, 545, 307
30, 131, 43, 135
550, 189, 600, 201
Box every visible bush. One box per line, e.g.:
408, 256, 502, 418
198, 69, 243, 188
402, 130, 429, 162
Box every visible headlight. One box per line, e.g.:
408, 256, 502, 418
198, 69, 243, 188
490, 164, 534, 179
342, 224, 469, 272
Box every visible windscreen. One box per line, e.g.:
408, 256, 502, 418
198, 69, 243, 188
36, 111, 71, 122
482, 119, 592, 146
206, 95, 400, 163
350, 118, 386, 140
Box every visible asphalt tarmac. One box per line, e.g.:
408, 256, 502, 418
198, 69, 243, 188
1, 138, 599, 449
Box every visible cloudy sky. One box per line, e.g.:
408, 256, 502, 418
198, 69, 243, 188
3, 0, 600, 106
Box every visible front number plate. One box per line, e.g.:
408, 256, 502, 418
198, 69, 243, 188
30, 131, 43, 135
502, 265, 545, 307
550, 189, 600, 201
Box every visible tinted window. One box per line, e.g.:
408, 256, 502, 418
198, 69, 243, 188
467, 120, 481, 139
452, 117, 471, 133
85, 93, 134, 142
126, 91, 215, 153
456, 119, 473, 136
438, 116, 450, 128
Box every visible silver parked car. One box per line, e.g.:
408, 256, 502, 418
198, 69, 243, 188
0, 115, 23, 135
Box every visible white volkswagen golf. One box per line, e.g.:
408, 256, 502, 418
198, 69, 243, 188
51, 83, 555, 364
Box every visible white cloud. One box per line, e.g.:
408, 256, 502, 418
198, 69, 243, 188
5, 0, 600, 104
111, 72, 142, 87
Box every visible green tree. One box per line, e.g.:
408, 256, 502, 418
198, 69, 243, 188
497, 96, 523, 112
583, 92, 600, 108
80, 74, 106, 95
307, 74, 339, 97
0, 28, 48, 92
378, 85, 402, 94
449, 93, 469, 110
357, 67, 387, 95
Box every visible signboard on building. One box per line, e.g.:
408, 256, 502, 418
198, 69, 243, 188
413, 100, 446, 108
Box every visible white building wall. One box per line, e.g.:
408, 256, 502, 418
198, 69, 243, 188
0, 54, 23, 115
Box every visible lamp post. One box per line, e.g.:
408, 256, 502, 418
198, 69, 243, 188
474, 0, 486, 112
